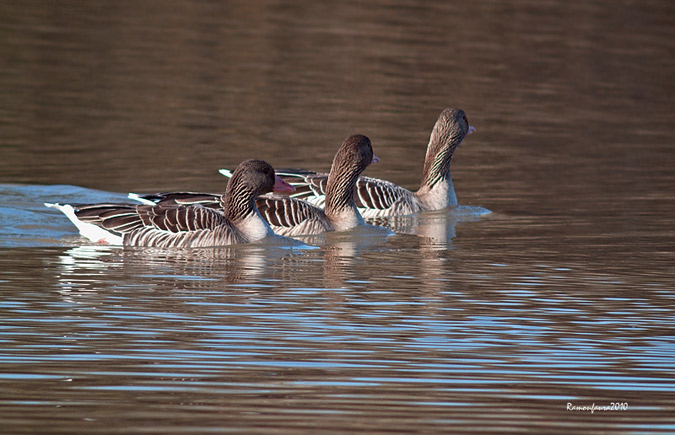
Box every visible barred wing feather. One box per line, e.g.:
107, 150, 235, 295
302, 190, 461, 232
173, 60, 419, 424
255, 196, 330, 236
135, 204, 226, 233
129, 192, 222, 210
274, 169, 328, 200
124, 205, 241, 248
73, 204, 145, 235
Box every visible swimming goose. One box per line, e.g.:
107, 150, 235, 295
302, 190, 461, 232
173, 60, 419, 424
131, 134, 378, 237
220, 108, 475, 218
258, 134, 377, 236
45, 159, 295, 247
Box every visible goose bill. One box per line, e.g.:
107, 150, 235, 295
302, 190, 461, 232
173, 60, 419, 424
273, 175, 295, 193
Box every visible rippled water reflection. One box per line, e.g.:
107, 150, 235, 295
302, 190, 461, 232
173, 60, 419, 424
2, 0, 674, 433
2, 239, 674, 432
2, 184, 673, 432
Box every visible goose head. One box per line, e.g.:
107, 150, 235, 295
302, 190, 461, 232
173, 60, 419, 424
227, 159, 294, 197
330, 134, 378, 180
421, 108, 475, 188
224, 159, 294, 221
325, 134, 378, 215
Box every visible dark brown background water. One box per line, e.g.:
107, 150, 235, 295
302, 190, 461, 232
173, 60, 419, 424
1, 1, 674, 433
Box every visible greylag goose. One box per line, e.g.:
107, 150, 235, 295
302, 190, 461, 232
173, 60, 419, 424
131, 134, 378, 237
220, 108, 475, 218
45, 159, 294, 247
258, 134, 377, 236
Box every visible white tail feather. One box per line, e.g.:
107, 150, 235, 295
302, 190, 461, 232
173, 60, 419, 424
44, 203, 123, 245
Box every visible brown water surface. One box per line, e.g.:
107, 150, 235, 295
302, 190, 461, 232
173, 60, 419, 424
1, 1, 674, 433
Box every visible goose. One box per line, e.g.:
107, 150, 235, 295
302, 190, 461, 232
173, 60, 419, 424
220, 108, 475, 218
131, 134, 378, 237
45, 159, 295, 248
257, 134, 378, 236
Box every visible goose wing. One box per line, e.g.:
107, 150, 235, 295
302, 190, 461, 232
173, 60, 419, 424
117, 204, 241, 247
133, 204, 227, 233
255, 196, 323, 228
255, 195, 330, 236
72, 203, 146, 235
129, 192, 222, 210
72, 203, 228, 234
274, 169, 328, 200
354, 176, 414, 211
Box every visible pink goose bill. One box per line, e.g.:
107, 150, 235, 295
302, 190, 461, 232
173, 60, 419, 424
273, 175, 296, 193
